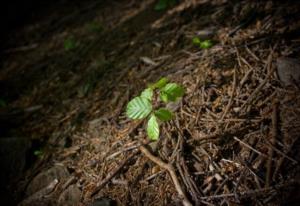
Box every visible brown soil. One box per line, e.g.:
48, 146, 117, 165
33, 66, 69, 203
1, 0, 300, 205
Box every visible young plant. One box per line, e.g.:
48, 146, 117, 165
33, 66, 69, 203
126, 77, 184, 140
192, 37, 213, 49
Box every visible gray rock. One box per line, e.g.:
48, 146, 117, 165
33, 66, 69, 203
19, 179, 59, 206
58, 184, 82, 206
26, 165, 69, 196
276, 57, 300, 86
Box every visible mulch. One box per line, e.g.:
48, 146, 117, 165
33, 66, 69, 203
1, 0, 300, 205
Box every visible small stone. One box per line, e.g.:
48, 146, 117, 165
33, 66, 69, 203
19, 179, 58, 206
26, 165, 69, 196
276, 57, 300, 86
58, 184, 82, 206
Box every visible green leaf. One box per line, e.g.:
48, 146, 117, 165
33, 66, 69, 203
200, 40, 213, 49
160, 92, 169, 103
160, 83, 185, 102
126, 96, 152, 119
193, 37, 213, 49
192, 37, 201, 46
155, 77, 168, 89
154, 108, 173, 121
140, 88, 153, 101
150, 77, 168, 89
147, 114, 159, 140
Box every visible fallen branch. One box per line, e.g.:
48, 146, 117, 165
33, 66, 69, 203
139, 145, 192, 206
106, 143, 142, 160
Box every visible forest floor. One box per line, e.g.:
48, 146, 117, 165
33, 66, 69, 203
1, 0, 300, 205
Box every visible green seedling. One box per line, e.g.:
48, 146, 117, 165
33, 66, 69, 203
126, 77, 184, 140
154, 0, 177, 11
192, 37, 213, 49
64, 37, 77, 51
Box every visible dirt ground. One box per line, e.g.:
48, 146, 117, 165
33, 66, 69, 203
1, 0, 300, 205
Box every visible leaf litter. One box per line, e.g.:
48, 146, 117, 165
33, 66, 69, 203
1, 0, 300, 205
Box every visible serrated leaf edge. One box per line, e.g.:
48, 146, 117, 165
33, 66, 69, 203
126, 96, 152, 119
147, 114, 159, 140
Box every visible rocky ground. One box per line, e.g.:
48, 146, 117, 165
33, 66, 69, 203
0, 0, 300, 205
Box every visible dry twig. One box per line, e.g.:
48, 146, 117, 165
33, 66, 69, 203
200, 180, 294, 200
89, 150, 139, 197
139, 145, 193, 206
266, 102, 278, 187
220, 68, 237, 121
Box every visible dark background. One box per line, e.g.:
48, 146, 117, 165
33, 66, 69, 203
1, 0, 70, 30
